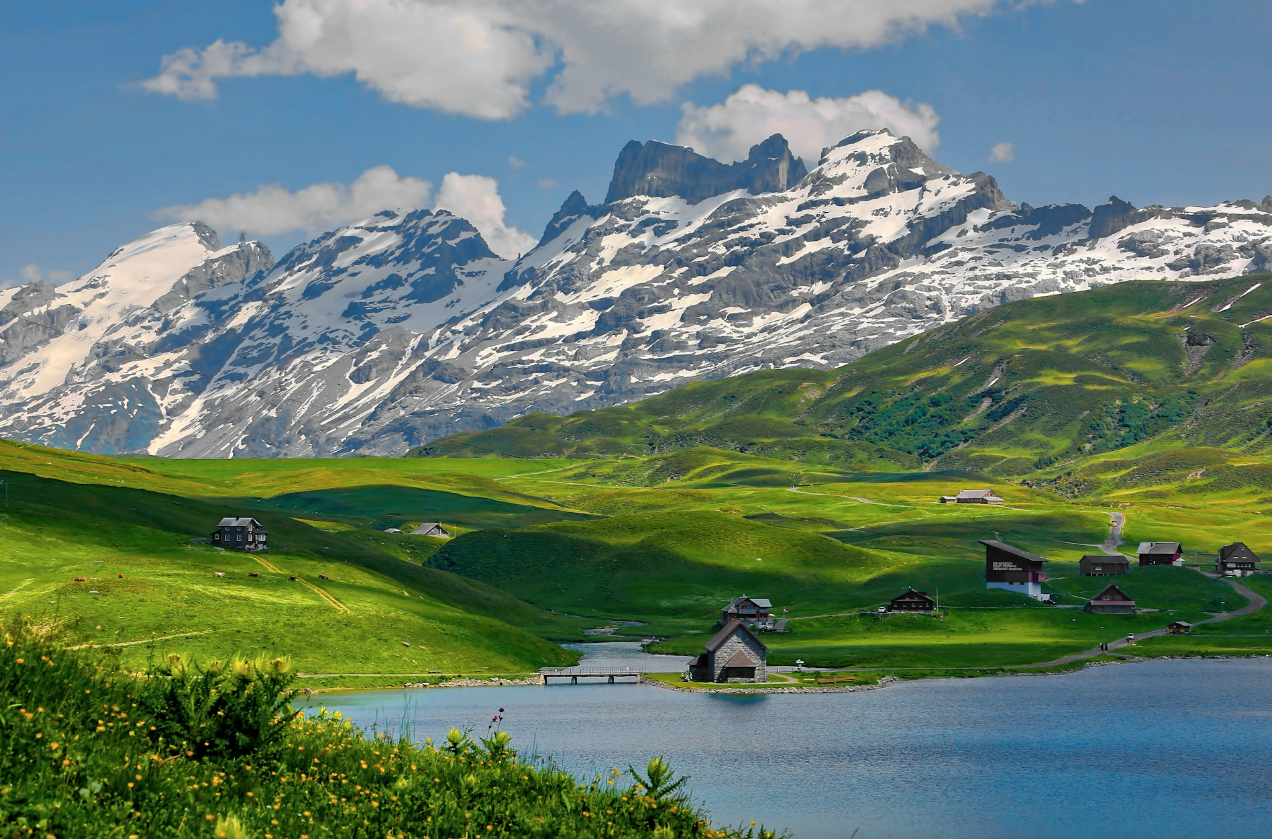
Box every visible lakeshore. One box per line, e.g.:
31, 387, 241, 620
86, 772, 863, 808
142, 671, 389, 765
309, 657, 1272, 839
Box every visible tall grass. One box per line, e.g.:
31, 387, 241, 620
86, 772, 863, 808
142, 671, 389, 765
0, 617, 780, 838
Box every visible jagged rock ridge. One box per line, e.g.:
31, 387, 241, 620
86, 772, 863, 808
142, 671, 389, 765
2, 130, 1272, 456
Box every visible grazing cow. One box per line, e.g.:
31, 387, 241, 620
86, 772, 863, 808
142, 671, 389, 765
289, 575, 298, 581
214, 571, 225, 578
74, 576, 87, 582
402, 642, 411, 647
249, 572, 260, 578
118, 574, 124, 579
318, 574, 328, 580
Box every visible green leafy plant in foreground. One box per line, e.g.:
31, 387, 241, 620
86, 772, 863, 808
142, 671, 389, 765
0, 616, 782, 838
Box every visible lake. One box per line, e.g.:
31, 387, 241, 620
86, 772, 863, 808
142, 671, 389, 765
308, 651, 1272, 839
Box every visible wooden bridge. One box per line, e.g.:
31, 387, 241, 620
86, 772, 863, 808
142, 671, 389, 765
541, 667, 648, 684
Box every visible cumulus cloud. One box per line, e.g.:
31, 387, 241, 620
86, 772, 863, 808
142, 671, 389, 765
434, 173, 536, 258
676, 84, 940, 164
155, 166, 533, 258
143, 0, 1062, 119
155, 166, 435, 238
988, 141, 1016, 162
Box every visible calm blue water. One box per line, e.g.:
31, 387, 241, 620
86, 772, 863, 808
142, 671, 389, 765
307, 657, 1272, 839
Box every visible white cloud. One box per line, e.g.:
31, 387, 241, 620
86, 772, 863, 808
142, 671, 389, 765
676, 84, 940, 164
155, 166, 533, 258
507, 156, 527, 169
988, 141, 1016, 162
434, 173, 536, 258
2, 263, 75, 288
155, 166, 435, 238
143, 0, 1067, 119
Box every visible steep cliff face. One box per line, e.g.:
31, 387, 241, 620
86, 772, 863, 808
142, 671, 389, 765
604, 134, 808, 203
3, 130, 1272, 457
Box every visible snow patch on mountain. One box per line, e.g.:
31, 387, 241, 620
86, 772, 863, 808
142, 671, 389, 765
3, 131, 1272, 457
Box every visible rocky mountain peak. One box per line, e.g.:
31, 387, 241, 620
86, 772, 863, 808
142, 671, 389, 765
603, 135, 807, 204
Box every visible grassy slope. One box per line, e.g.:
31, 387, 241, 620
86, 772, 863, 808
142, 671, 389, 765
7, 276, 1272, 675
0, 442, 592, 675
417, 276, 1272, 499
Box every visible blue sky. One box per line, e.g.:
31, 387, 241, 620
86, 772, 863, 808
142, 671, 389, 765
3, 0, 1271, 285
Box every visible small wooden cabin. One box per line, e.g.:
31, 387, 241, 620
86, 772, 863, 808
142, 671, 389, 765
981, 540, 1049, 601
1137, 541, 1182, 566
889, 588, 935, 612
1085, 583, 1135, 615
1216, 542, 1261, 577
410, 523, 452, 538
688, 620, 768, 683
721, 596, 774, 630
1167, 621, 1192, 635
1079, 554, 1130, 576
212, 517, 268, 551
941, 489, 1004, 504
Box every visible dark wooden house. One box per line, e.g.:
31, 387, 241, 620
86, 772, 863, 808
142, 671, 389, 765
688, 620, 767, 683
1079, 554, 1130, 576
1167, 621, 1192, 635
1216, 542, 1261, 577
981, 540, 1049, 601
1137, 541, 1182, 566
889, 588, 936, 612
940, 489, 1004, 504
1085, 583, 1135, 615
721, 596, 774, 630
212, 517, 268, 551
410, 522, 452, 538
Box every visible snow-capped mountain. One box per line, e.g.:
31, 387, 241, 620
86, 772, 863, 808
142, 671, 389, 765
3, 130, 1271, 456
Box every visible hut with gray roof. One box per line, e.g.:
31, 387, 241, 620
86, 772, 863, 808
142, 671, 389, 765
720, 596, 774, 630
211, 517, 268, 551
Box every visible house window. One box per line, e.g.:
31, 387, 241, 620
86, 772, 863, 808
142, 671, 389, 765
237, 534, 244, 542
213, 533, 220, 541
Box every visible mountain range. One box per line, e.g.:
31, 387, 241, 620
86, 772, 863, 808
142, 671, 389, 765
3, 129, 1272, 457
420, 276, 1272, 502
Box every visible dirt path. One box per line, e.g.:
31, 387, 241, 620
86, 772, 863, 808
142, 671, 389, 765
69, 629, 217, 650
1101, 512, 1126, 553
253, 556, 351, 614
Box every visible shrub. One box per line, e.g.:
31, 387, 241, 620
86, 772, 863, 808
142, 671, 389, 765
0, 617, 782, 838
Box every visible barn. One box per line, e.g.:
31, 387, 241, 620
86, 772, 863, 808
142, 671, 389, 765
889, 589, 936, 612
1085, 583, 1136, 615
940, 489, 1004, 504
687, 620, 768, 683
1079, 554, 1130, 576
1137, 542, 1182, 566
411, 523, 452, 538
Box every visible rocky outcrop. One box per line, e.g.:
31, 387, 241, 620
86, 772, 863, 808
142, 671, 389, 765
3, 130, 1272, 457
603, 134, 807, 203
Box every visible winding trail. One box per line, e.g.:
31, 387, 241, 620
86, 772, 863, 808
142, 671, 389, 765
69, 629, 217, 650
253, 555, 351, 614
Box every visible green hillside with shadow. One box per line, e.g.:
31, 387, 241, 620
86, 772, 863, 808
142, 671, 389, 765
418, 276, 1272, 498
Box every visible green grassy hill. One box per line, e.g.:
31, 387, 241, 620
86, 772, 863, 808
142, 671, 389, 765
0, 441, 592, 679
417, 276, 1272, 498
6, 276, 1272, 679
